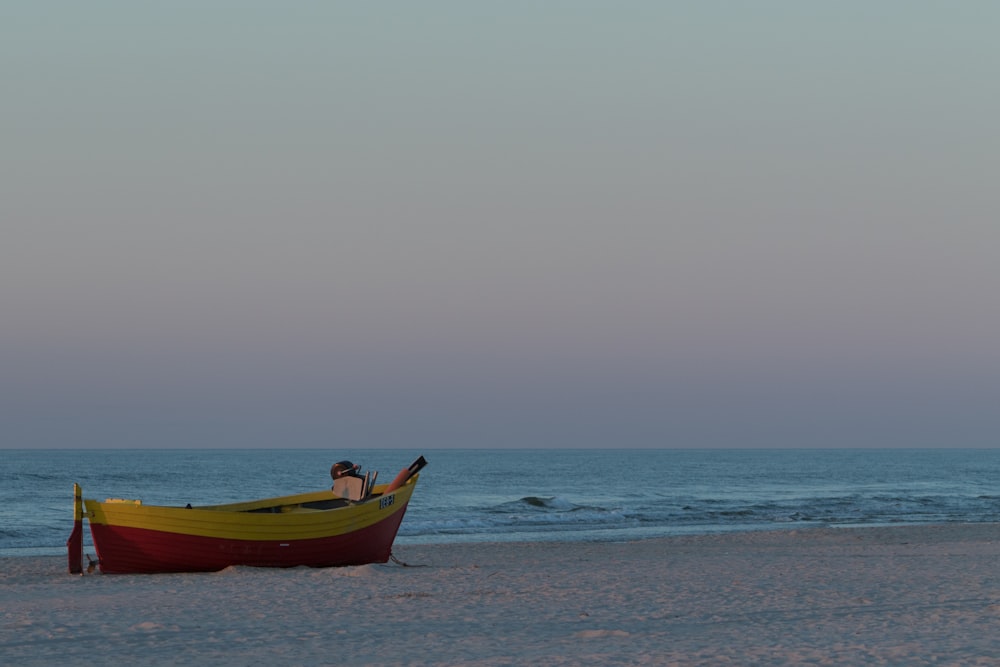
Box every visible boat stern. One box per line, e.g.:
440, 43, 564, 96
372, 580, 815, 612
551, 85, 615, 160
67, 483, 83, 574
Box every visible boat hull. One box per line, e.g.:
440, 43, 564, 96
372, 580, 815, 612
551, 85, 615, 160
83, 476, 418, 574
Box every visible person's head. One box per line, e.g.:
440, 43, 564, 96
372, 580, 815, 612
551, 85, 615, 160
330, 460, 357, 480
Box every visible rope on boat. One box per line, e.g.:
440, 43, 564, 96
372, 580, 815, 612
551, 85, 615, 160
388, 552, 426, 568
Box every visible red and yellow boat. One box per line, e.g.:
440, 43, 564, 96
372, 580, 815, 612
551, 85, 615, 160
67, 456, 426, 574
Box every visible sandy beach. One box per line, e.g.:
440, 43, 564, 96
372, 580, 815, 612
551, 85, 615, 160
3, 525, 999, 666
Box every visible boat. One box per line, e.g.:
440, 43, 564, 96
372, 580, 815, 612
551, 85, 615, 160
67, 456, 427, 574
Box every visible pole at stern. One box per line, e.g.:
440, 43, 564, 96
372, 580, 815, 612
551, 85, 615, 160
67, 483, 83, 574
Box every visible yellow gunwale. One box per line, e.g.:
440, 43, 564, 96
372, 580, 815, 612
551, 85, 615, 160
83, 476, 418, 541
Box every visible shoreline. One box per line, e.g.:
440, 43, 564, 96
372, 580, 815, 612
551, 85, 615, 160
5, 519, 996, 560
4, 524, 1000, 665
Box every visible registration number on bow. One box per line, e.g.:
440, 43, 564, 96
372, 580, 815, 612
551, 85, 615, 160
379, 494, 395, 509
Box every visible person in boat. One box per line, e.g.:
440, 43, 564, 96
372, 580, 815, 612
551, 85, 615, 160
330, 460, 361, 482
330, 460, 366, 500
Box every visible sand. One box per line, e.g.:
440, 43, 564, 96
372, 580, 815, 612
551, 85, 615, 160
3, 525, 1000, 666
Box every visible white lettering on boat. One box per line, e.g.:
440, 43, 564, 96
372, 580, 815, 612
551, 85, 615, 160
379, 494, 395, 510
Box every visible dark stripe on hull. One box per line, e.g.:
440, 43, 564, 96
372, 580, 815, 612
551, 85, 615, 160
89, 505, 410, 574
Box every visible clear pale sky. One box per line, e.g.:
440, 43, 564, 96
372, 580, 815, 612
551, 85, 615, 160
2, 3, 998, 449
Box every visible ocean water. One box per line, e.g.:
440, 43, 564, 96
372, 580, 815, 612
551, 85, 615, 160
3, 448, 1000, 558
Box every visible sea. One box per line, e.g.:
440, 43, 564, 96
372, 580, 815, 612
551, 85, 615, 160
3, 448, 1000, 559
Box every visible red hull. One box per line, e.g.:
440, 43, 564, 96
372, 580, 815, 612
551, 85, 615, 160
67, 520, 83, 574
89, 503, 410, 574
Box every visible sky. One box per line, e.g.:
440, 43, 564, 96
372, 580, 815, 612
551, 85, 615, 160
2, 2, 998, 449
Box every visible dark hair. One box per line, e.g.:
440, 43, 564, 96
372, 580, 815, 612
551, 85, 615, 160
330, 460, 357, 478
